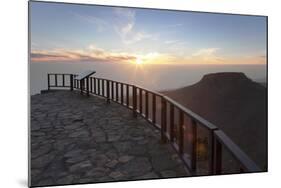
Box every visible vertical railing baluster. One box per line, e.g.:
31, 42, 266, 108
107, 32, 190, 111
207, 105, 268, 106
161, 97, 167, 143
102, 79, 105, 96
209, 130, 215, 174
152, 94, 156, 124
126, 84, 129, 107
121, 83, 124, 105
145, 91, 148, 118
191, 119, 198, 172
90, 77, 92, 93
93, 78, 96, 94
214, 137, 222, 174
107, 80, 110, 102
111, 81, 114, 101
62, 74, 65, 87
133, 85, 137, 117
115, 82, 118, 101
80, 79, 83, 95
47, 74, 50, 90
70, 74, 73, 91
97, 79, 100, 95
170, 104, 175, 142
86, 77, 89, 96
179, 110, 184, 154
139, 89, 142, 115
55, 74, 57, 87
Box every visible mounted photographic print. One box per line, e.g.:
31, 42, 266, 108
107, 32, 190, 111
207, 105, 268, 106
29, 1, 268, 187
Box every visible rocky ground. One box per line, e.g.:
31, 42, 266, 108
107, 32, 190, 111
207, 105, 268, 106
30, 90, 190, 187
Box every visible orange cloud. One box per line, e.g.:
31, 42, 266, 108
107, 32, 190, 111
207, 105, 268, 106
31, 45, 266, 65
31, 47, 137, 63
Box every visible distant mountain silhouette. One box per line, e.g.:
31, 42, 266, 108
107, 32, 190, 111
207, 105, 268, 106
162, 72, 267, 170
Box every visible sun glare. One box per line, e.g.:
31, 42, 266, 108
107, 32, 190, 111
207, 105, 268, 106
135, 58, 143, 65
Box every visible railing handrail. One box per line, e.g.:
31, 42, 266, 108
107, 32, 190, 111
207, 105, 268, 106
163, 96, 218, 130
48, 73, 73, 75
91, 77, 164, 97
46, 73, 262, 174
214, 130, 261, 172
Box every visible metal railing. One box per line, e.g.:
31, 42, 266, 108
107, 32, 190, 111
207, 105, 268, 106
47, 73, 262, 175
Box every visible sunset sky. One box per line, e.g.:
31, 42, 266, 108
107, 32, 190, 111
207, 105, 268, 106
30, 1, 267, 65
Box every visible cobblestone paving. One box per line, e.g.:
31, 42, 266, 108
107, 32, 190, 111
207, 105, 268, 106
31, 90, 190, 186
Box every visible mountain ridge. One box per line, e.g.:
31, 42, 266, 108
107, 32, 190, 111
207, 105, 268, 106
162, 72, 267, 170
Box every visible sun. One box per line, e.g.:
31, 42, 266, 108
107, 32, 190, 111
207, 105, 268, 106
135, 57, 143, 65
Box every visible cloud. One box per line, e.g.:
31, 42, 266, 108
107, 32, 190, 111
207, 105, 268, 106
112, 8, 151, 44
191, 48, 223, 63
31, 45, 224, 65
192, 48, 220, 56
73, 13, 108, 32
227, 54, 267, 64
71, 8, 152, 44
31, 43, 266, 65
31, 45, 137, 63
164, 40, 179, 44
31, 50, 70, 62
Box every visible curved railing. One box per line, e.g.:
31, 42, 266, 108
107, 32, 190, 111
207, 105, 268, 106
46, 73, 262, 175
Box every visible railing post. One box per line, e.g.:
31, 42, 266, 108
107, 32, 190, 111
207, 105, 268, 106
170, 104, 175, 142
145, 91, 148, 118
191, 119, 197, 172
126, 84, 129, 106
106, 80, 110, 103
121, 83, 124, 105
94, 78, 96, 94
116, 82, 119, 102
97, 79, 100, 95
73, 77, 76, 89
179, 111, 184, 154
102, 79, 105, 96
80, 79, 83, 95
214, 137, 222, 174
133, 85, 137, 117
139, 89, 142, 115
70, 74, 73, 91
47, 74, 50, 90
209, 129, 216, 174
62, 74, 65, 87
86, 77, 89, 96
111, 81, 114, 101
161, 97, 167, 143
55, 74, 57, 87
90, 77, 92, 93
152, 94, 156, 124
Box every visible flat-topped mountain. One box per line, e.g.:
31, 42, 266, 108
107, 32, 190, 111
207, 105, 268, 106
162, 72, 267, 170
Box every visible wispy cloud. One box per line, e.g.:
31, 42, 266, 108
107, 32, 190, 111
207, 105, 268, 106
31, 45, 137, 63
72, 8, 152, 44
192, 48, 220, 56
191, 48, 223, 63
73, 12, 108, 32
112, 8, 151, 44
164, 40, 179, 44
31, 43, 265, 65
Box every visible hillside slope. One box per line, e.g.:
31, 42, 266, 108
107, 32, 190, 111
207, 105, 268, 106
162, 72, 267, 170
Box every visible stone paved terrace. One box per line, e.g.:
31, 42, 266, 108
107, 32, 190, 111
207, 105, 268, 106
30, 90, 190, 187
